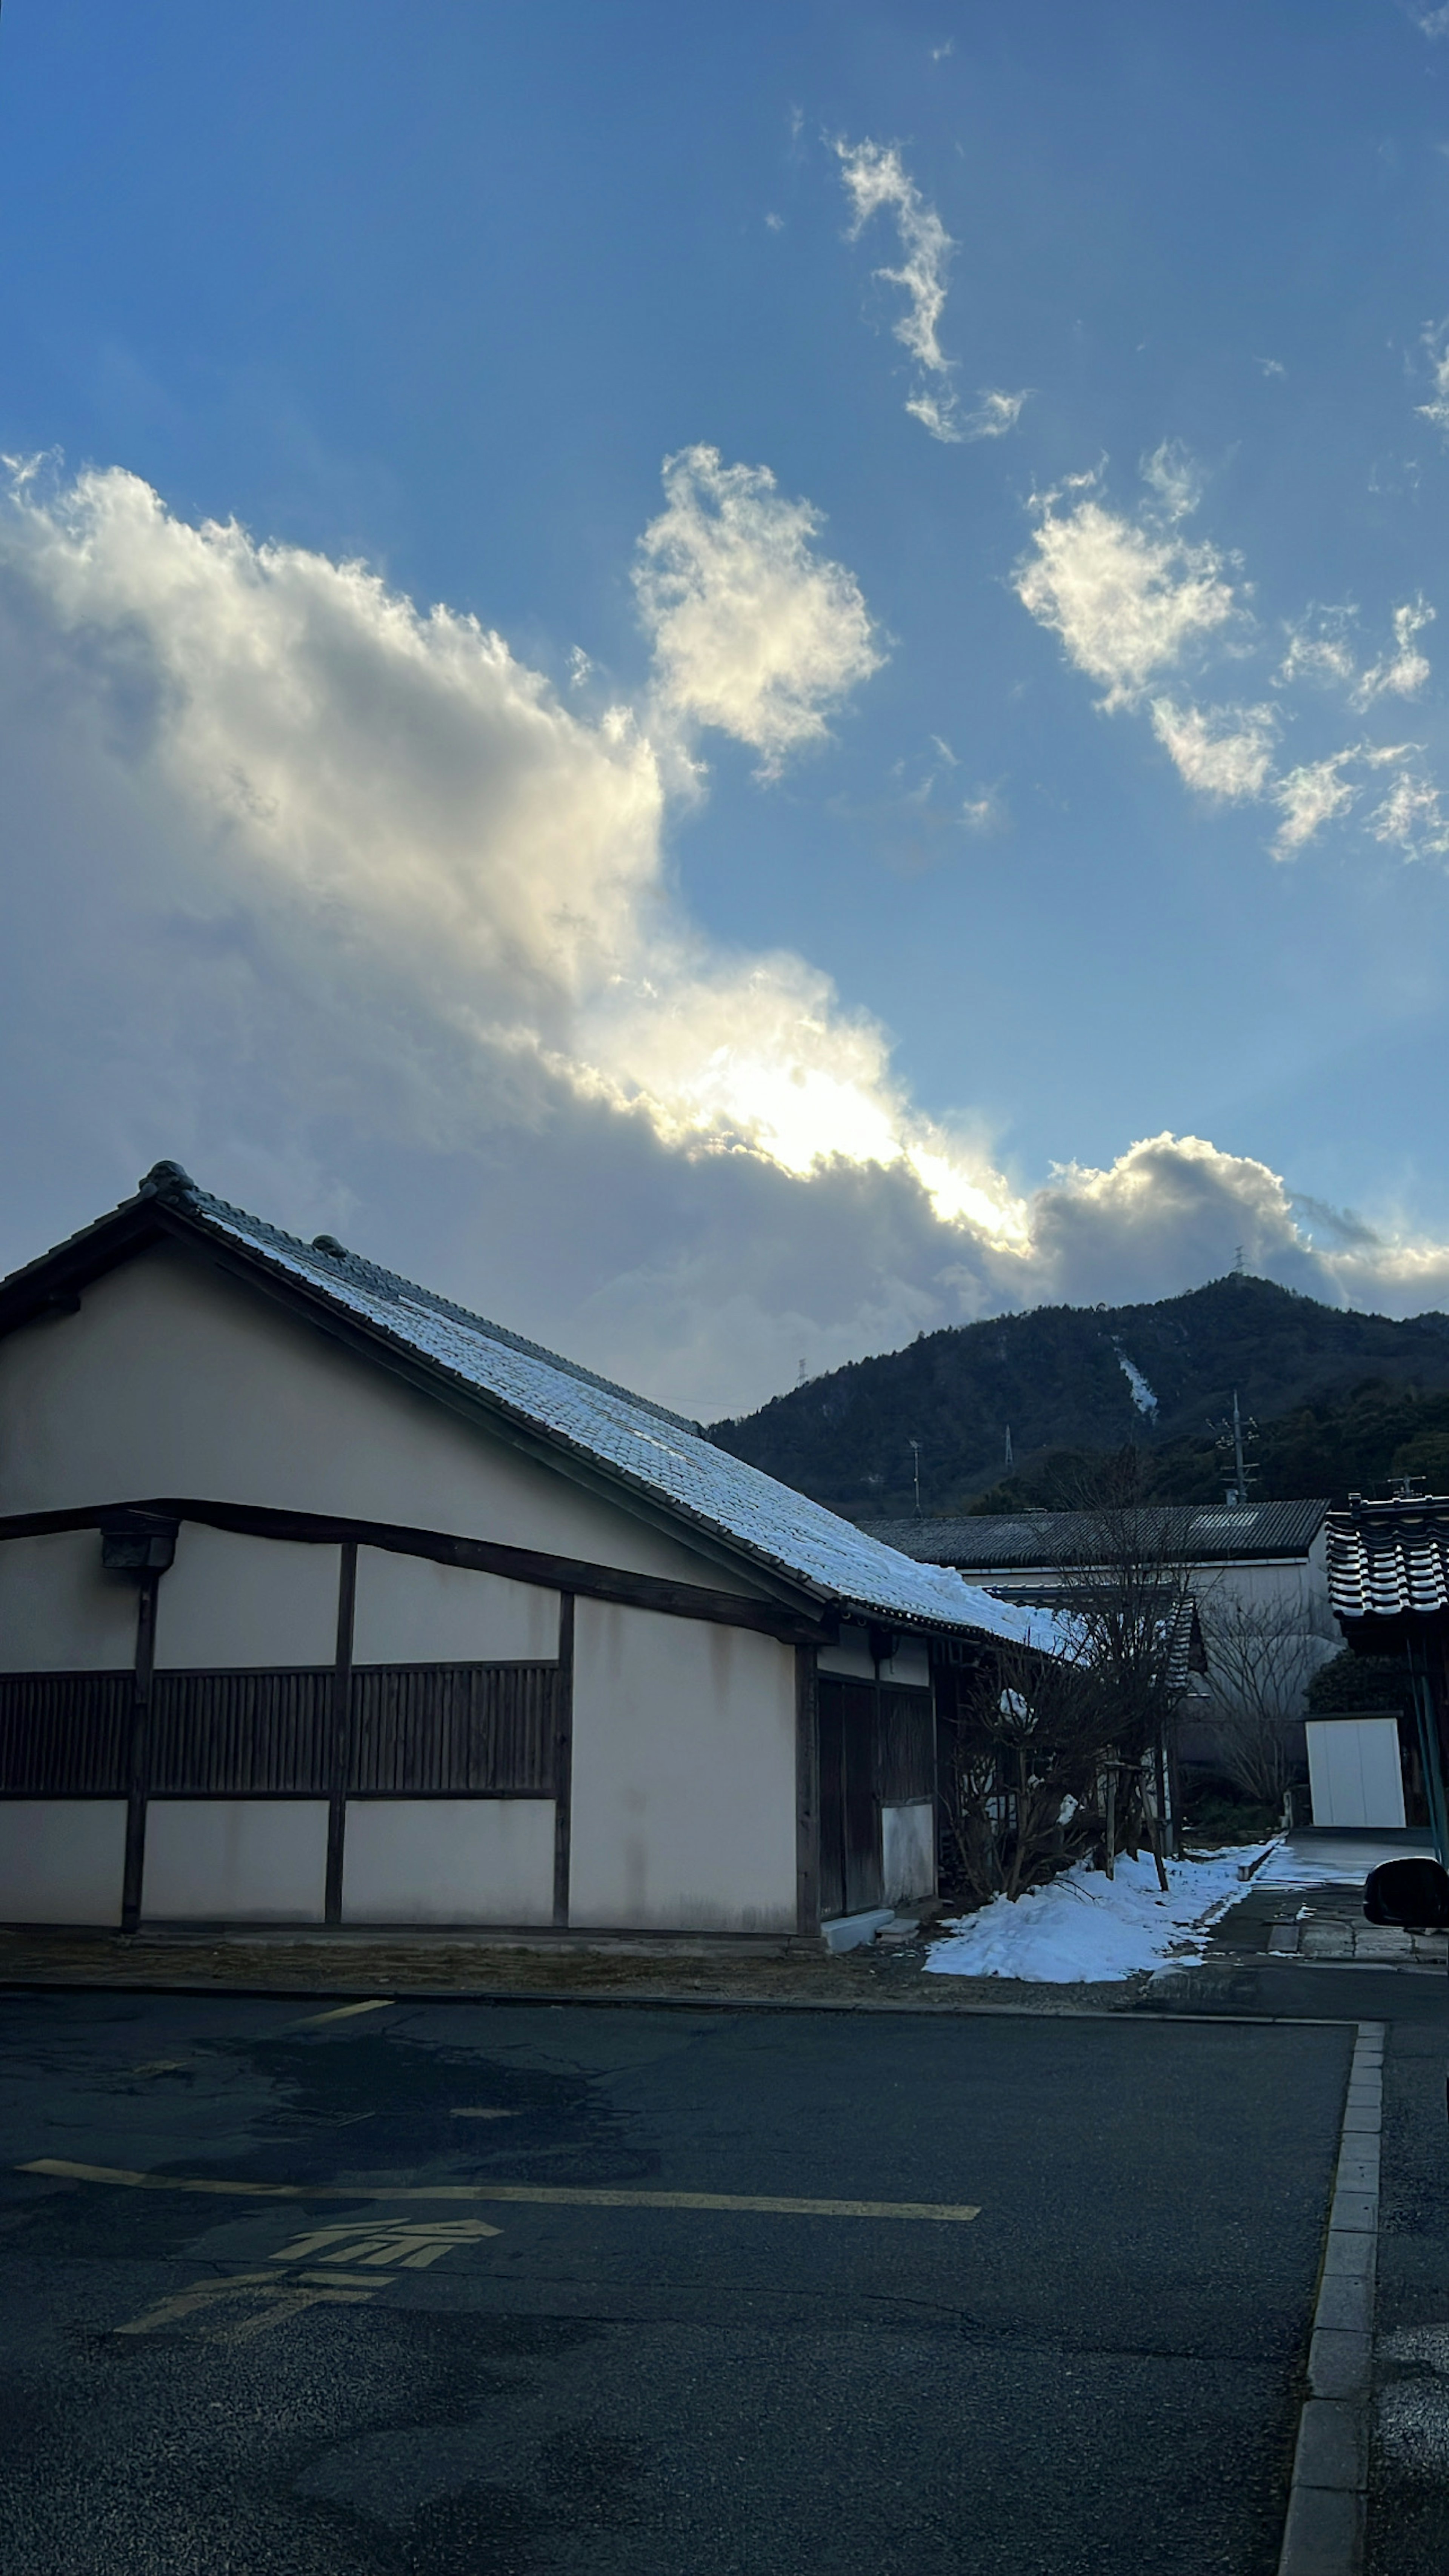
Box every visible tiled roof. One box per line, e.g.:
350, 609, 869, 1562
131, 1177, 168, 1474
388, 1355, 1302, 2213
1, 1166, 1063, 1653
857, 1501, 1331, 1569
1327, 1496, 1449, 1623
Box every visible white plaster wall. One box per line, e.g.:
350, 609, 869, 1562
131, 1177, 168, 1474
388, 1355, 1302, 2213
154, 1527, 340, 1670
882, 1801, 935, 1904
0, 1800, 126, 1923
341, 1798, 555, 1923
0, 1248, 771, 1596
0, 1531, 138, 1671
354, 1549, 557, 1664
569, 1603, 797, 1931
818, 1626, 931, 1687
142, 1799, 329, 1920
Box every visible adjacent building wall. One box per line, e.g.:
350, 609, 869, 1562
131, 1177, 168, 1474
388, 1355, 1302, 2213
569, 1601, 797, 1931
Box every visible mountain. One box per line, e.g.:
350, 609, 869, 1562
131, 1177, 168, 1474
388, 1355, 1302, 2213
707, 1275, 1449, 1517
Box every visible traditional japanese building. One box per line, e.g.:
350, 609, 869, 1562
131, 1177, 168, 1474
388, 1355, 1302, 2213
0, 1165, 1059, 1941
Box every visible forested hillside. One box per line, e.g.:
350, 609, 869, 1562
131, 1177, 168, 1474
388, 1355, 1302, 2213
708, 1275, 1449, 1517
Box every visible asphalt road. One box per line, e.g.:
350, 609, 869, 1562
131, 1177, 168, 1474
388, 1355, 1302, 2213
0, 1989, 1356, 2576
1149, 1942, 1449, 2576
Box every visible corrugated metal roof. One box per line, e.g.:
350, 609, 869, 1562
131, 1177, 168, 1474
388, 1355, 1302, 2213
0, 1166, 1065, 1653
857, 1500, 1331, 1568
1327, 1497, 1449, 1623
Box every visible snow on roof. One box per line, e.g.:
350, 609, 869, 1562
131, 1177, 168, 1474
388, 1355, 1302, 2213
140, 1174, 1062, 1652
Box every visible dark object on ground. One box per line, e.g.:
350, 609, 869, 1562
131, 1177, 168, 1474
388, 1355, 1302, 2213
1364, 1855, 1449, 1928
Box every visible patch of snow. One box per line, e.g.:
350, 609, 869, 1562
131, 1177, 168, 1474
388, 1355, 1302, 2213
1112, 1341, 1158, 1418
924, 1844, 1274, 1983
1255, 1836, 1410, 1889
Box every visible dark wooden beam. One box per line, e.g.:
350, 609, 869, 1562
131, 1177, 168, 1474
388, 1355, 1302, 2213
0, 1499, 836, 1647
552, 1593, 575, 1926
120, 1572, 160, 1933
324, 1543, 357, 1923
794, 1643, 820, 1938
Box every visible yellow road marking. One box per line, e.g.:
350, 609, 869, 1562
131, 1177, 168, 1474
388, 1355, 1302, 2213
278, 1998, 395, 2030
271, 2219, 502, 2267
115, 2269, 380, 2342
23, 2157, 980, 2223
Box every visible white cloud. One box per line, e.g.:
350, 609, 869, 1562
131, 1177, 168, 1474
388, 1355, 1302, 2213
1149, 697, 1278, 800
1015, 490, 1241, 711
6, 459, 1449, 1422
1353, 596, 1434, 706
1417, 320, 1449, 433
1014, 474, 1441, 868
1414, 5, 1449, 36
835, 138, 963, 440
964, 387, 1030, 440
1278, 605, 1359, 690
1271, 742, 1412, 857
633, 446, 883, 777
1369, 767, 1449, 859
1271, 750, 1362, 855
1140, 439, 1203, 520
961, 784, 1007, 833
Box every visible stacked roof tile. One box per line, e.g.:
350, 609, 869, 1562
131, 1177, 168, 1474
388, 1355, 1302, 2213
1327, 1497, 1449, 1623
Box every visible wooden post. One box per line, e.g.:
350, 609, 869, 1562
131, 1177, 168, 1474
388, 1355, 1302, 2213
552, 1592, 575, 1926
795, 1643, 820, 1936
120, 1572, 159, 1934
324, 1543, 357, 1925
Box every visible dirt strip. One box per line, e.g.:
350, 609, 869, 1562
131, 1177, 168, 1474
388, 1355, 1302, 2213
0, 1924, 1148, 2016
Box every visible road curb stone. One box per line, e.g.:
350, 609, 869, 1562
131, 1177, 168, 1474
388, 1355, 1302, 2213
1277, 2021, 1384, 2576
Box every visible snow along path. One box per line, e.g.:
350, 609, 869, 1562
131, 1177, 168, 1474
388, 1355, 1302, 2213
924, 1845, 1276, 1984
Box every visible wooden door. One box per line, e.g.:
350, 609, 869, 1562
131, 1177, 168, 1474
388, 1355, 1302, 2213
816, 1678, 883, 1919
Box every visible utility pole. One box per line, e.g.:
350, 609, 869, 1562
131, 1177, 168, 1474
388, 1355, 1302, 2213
1209, 1389, 1258, 1505
909, 1438, 922, 1517
1004, 1424, 1014, 1474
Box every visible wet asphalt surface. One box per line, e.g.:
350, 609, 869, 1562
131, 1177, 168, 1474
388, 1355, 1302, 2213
0, 1987, 1357, 2576
1149, 1939, 1449, 2576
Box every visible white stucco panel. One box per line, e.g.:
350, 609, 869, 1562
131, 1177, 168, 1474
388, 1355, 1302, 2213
0, 1532, 138, 1672
341, 1798, 555, 1923
881, 1800, 935, 1904
818, 1626, 931, 1687
0, 1800, 126, 1923
569, 1603, 797, 1932
154, 1527, 341, 1670
353, 1549, 558, 1664
142, 1800, 329, 1920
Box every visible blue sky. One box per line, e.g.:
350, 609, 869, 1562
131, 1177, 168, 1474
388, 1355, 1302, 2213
5, 0, 1449, 1415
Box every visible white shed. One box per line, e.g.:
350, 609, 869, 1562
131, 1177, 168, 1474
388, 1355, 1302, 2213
0, 1165, 1059, 1942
